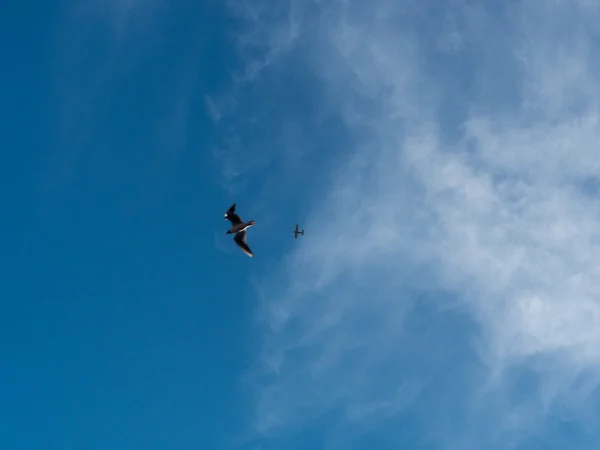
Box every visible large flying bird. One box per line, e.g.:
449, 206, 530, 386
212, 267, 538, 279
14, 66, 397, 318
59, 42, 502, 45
224, 203, 255, 257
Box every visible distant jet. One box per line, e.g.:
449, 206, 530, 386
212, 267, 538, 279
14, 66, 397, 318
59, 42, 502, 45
293, 223, 304, 239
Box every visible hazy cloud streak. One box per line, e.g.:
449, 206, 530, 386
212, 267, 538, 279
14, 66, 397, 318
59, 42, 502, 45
223, 0, 600, 448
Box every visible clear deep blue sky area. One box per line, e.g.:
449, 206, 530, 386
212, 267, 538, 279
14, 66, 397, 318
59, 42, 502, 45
2, 1, 600, 449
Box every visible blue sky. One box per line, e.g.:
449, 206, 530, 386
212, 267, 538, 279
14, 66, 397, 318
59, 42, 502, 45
3, 0, 600, 449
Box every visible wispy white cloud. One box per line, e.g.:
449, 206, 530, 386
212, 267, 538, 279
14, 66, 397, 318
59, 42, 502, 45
225, 0, 302, 83
67, 0, 170, 46
221, 0, 600, 448
37, 0, 194, 216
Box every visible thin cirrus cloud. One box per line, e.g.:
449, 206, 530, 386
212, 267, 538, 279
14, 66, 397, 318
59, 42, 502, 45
217, 0, 600, 448
39, 0, 198, 217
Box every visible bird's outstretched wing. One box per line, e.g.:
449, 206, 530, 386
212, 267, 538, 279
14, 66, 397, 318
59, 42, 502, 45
225, 203, 242, 225
234, 230, 254, 257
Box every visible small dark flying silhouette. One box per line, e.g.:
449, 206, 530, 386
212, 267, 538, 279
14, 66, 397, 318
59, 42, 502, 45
293, 223, 304, 239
